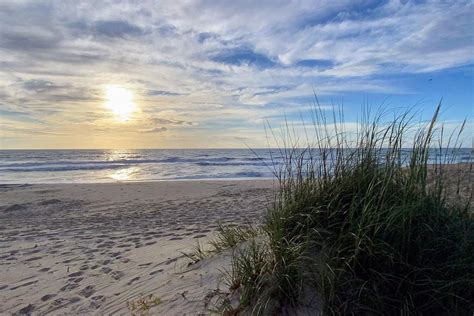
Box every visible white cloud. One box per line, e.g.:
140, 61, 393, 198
0, 0, 472, 148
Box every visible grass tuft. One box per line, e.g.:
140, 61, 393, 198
127, 294, 161, 315
210, 224, 261, 251
181, 239, 210, 264
221, 102, 473, 314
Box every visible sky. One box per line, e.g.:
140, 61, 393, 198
0, 0, 473, 149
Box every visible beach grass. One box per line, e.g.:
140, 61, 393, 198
210, 223, 261, 251
220, 103, 473, 314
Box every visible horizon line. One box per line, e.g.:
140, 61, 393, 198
1, 147, 472, 151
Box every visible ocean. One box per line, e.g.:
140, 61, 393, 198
0, 148, 471, 183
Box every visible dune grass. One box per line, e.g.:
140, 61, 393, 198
220, 103, 473, 315
182, 224, 261, 265
210, 224, 261, 251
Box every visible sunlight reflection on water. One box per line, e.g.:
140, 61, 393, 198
109, 167, 139, 181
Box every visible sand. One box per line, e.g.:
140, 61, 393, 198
1, 163, 471, 315
0, 180, 276, 315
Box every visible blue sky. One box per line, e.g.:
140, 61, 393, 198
0, 0, 472, 149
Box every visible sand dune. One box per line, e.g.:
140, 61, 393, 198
0, 180, 275, 315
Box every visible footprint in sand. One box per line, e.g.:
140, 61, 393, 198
101, 267, 112, 274
69, 297, 81, 304
60, 283, 79, 291
72, 277, 84, 284
68, 271, 83, 278
117, 243, 133, 248
10, 280, 38, 290
149, 269, 163, 276
110, 270, 125, 280
41, 294, 56, 302
51, 297, 68, 307
89, 295, 106, 309
127, 277, 140, 285
39, 198, 61, 206
15, 303, 35, 315
96, 242, 115, 248
125, 237, 140, 243
24, 256, 42, 262
62, 258, 80, 264
164, 258, 177, 265
79, 285, 95, 298
25, 248, 42, 255
84, 249, 100, 254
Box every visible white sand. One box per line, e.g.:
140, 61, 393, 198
0, 180, 275, 315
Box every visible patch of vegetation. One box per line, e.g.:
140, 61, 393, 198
181, 239, 210, 264
182, 224, 261, 266
210, 224, 261, 251
127, 294, 161, 315
222, 103, 473, 315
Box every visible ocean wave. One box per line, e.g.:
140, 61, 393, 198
234, 171, 264, 177
2, 151, 469, 174
0, 164, 128, 172
170, 171, 267, 180
195, 161, 271, 167
0, 156, 276, 171
0, 148, 471, 183
0, 159, 166, 168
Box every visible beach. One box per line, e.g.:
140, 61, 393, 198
1, 164, 471, 315
0, 180, 275, 315
1, 0, 472, 313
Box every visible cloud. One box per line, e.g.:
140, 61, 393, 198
211, 47, 276, 68
66, 19, 145, 40
151, 117, 195, 126
93, 20, 144, 38
22, 79, 62, 92
0, 109, 44, 124
295, 59, 334, 69
0, 2, 60, 52
147, 90, 185, 96
0, 30, 60, 51
0, 0, 472, 148
197, 32, 217, 43
139, 126, 168, 133
157, 24, 177, 37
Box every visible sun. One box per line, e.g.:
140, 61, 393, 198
104, 85, 137, 121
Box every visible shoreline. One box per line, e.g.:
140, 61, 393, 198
1, 162, 471, 185
0, 177, 277, 185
